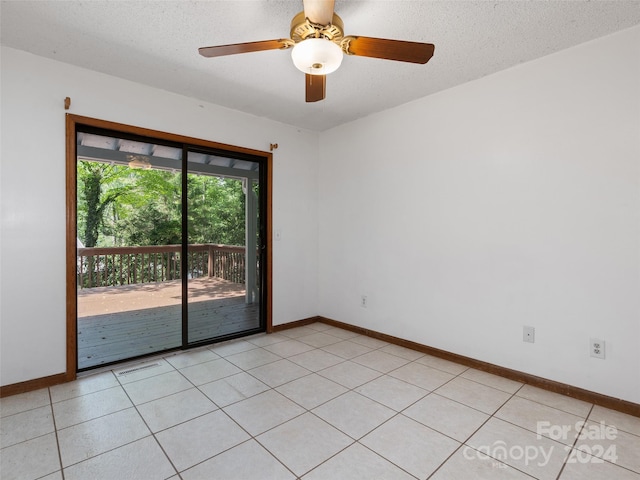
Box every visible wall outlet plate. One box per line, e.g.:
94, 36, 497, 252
590, 338, 605, 359
523, 326, 535, 343
360, 295, 368, 308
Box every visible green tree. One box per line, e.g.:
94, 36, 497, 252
78, 161, 248, 248
187, 175, 245, 246
116, 169, 182, 246
77, 161, 131, 247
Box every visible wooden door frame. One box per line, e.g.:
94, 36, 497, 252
66, 114, 273, 378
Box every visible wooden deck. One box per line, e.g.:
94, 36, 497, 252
77, 278, 260, 369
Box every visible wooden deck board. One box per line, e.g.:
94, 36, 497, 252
77, 279, 260, 370
77, 276, 245, 317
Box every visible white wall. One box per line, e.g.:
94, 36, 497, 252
0, 47, 319, 386
318, 26, 640, 403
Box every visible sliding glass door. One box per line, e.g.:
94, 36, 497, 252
75, 127, 266, 371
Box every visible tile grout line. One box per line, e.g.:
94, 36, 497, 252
385, 359, 496, 479
554, 403, 595, 480
57, 360, 561, 478
17, 324, 637, 479
297, 348, 505, 480
193, 350, 311, 479
247, 339, 454, 478
47, 387, 66, 480
426, 383, 534, 480
555, 404, 640, 478
57, 364, 179, 472
210, 335, 383, 479
88, 339, 605, 440
118, 370, 182, 479
184, 334, 462, 460
169, 335, 318, 477
243, 345, 358, 480
58, 359, 186, 475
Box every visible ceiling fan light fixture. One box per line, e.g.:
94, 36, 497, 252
128, 155, 152, 170
291, 38, 343, 75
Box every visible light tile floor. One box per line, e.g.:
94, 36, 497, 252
1, 322, 639, 480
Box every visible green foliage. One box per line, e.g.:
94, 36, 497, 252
77, 160, 247, 247
77, 161, 132, 247
187, 175, 245, 245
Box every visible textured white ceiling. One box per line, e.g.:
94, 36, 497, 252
2, 0, 639, 131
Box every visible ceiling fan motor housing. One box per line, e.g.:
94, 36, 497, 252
290, 11, 344, 43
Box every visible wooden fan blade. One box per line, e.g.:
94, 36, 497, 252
199, 39, 290, 58
305, 74, 326, 102
303, 0, 335, 25
345, 37, 435, 64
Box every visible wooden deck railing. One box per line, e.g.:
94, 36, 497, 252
77, 244, 247, 289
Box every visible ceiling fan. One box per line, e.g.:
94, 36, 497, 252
199, 0, 435, 102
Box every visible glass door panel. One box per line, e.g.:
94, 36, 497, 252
186, 151, 262, 344
76, 132, 183, 369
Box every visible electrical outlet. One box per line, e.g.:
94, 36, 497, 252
523, 326, 535, 343
361, 295, 368, 308
590, 338, 605, 359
